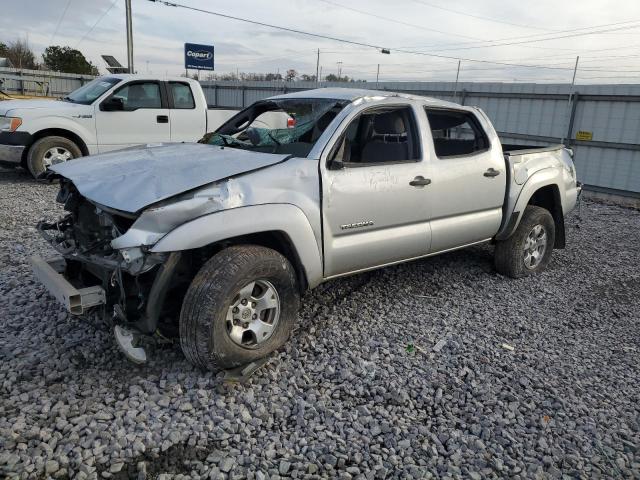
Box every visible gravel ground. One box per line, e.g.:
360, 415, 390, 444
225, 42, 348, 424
1, 167, 639, 480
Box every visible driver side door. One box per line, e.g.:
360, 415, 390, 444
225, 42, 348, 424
95, 80, 170, 152
321, 104, 432, 278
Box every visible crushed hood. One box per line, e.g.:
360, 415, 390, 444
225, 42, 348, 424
50, 143, 290, 213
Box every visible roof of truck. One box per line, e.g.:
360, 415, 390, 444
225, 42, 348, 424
103, 73, 198, 83
269, 87, 462, 108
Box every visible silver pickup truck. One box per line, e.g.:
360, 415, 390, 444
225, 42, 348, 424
32, 88, 580, 369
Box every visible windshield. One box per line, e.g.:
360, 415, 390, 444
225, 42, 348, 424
200, 98, 347, 157
63, 77, 121, 105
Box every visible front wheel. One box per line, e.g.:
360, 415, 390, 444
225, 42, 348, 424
180, 245, 299, 370
26, 136, 82, 178
494, 205, 555, 278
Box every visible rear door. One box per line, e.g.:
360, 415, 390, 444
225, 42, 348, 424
167, 81, 207, 142
321, 103, 432, 277
95, 80, 170, 152
424, 107, 506, 252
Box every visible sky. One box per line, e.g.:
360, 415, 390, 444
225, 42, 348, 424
2, 0, 640, 84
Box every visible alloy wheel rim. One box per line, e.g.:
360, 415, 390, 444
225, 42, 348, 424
523, 224, 547, 269
42, 146, 72, 167
226, 279, 280, 348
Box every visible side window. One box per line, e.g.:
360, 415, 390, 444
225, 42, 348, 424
113, 82, 162, 110
330, 106, 420, 165
425, 108, 489, 158
169, 82, 195, 109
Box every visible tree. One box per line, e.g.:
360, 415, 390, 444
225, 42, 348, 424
285, 69, 297, 82
42, 46, 99, 75
300, 74, 317, 82
1, 39, 38, 69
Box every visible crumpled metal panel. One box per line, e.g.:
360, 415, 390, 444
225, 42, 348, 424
50, 143, 290, 213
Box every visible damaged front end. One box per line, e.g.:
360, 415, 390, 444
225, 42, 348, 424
35, 180, 185, 361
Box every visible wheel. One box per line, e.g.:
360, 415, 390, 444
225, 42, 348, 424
495, 205, 555, 278
26, 136, 82, 178
180, 245, 299, 370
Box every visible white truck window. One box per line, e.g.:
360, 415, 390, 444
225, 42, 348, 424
425, 108, 490, 158
169, 82, 195, 109
113, 82, 162, 110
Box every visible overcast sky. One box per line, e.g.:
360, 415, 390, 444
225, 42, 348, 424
2, 0, 640, 84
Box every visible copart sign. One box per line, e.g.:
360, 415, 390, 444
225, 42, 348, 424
184, 43, 215, 70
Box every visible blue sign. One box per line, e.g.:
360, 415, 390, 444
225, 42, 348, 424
184, 43, 214, 70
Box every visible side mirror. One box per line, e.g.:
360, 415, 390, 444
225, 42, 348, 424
101, 96, 124, 111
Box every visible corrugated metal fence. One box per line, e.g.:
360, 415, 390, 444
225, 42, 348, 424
201, 80, 640, 196
0, 67, 94, 97
1, 67, 638, 195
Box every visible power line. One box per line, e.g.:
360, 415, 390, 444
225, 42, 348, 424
316, 0, 483, 41
145, 0, 582, 72
409, 0, 557, 32
75, 0, 119, 48
50, 0, 73, 44
148, 0, 640, 78
395, 19, 640, 53
427, 22, 640, 52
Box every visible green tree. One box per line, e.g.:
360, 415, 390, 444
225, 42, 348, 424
1, 39, 38, 69
42, 46, 99, 75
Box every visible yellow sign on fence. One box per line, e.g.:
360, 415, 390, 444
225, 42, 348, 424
576, 130, 593, 141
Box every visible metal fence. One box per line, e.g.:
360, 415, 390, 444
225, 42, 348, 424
201, 80, 640, 196
1, 66, 638, 196
0, 67, 95, 97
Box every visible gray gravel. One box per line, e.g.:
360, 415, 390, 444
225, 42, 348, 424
1, 167, 639, 479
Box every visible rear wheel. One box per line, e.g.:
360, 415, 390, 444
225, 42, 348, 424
495, 205, 555, 278
180, 245, 299, 370
27, 136, 82, 178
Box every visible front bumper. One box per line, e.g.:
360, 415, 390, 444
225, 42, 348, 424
0, 131, 32, 165
0, 143, 25, 164
30, 255, 106, 315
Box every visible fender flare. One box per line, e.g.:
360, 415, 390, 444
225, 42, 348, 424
496, 167, 564, 241
150, 203, 324, 288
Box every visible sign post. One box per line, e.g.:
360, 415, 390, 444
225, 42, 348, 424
184, 43, 215, 73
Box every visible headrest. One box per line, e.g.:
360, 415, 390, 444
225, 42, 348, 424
374, 112, 405, 134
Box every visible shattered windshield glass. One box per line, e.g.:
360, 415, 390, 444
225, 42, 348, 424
201, 98, 346, 157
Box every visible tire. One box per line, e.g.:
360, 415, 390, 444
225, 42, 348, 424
26, 136, 82, 178
180, 245, 299, 370
495, 205, 555, 278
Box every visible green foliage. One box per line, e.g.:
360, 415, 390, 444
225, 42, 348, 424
42, 46, 99, 75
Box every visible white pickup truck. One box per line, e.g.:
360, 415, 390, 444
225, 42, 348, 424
0, 74, 235, 176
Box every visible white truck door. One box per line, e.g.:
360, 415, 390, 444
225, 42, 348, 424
167, 81, 206, 142
95, 80, 170, 152
424, 107, 506, 253
321, 105, 432, 278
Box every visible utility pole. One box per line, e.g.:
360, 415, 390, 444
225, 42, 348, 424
561, 56, 580, 145
319, 66, 323, 84
125, 0, 134, 74
315, 48, 320, 87
452, 60, 461, 102
337, 61, 343, 79
376, 63, 380, 87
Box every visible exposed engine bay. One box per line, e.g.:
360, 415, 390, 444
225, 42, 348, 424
36, 180, 188, 350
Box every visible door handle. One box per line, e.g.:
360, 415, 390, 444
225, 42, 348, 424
156, 115, 169, 124
484, 168, 500, 177
409, 176, 432, 187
